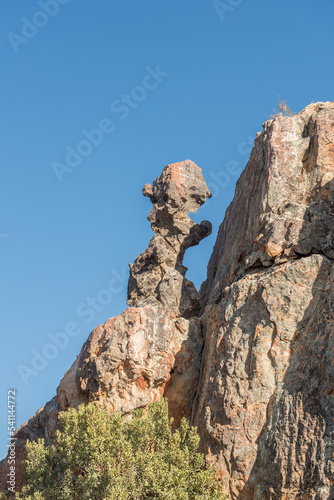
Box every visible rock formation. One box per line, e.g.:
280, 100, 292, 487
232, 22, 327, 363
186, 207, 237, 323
193, 101, 334, 499
1, 102, 334, 499
0, 160, 211, 496
58, 303, 203, 425
128, 159, 212, 318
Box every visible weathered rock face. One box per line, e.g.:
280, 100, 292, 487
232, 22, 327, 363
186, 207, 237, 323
193, 101, 334, 499
58, 301, 203, 426
193, 254, 334, 499
128, 159, 212, 318
1, 103, 334, 500
201, 102, 334, 307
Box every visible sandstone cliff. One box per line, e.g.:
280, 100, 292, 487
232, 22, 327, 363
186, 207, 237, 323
1, 102, 334, 499
194, 102, 334, 499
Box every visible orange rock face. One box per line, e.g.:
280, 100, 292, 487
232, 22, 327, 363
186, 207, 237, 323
195, 102, 334, 499
193, 254, 334, 499
58, 303, 203, 422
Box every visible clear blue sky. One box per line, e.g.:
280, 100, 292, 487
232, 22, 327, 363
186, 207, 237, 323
1, 0, 333, 458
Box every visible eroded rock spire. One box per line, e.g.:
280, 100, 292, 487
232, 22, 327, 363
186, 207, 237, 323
127, 160, 212, 317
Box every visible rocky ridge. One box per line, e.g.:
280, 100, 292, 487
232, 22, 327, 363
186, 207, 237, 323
1, 102, 334, 499
195, 101, 334, 499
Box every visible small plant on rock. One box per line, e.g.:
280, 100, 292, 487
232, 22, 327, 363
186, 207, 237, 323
270, 96, 296, 118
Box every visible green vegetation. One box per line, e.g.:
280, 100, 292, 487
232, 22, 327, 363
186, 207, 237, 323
15, 399, 227, 499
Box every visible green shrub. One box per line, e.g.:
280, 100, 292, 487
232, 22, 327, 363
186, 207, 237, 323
15, 399, 227, 499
